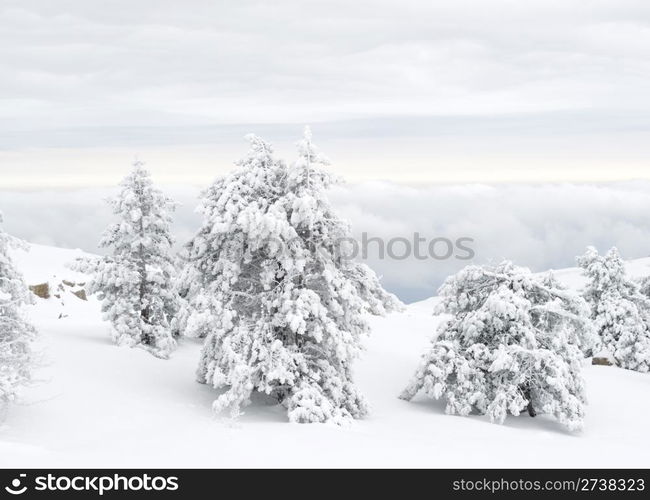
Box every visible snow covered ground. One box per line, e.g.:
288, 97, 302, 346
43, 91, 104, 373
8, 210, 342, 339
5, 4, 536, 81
1, 244, 650, 468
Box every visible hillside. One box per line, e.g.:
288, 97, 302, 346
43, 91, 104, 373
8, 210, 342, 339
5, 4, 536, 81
1, 244, 649, 468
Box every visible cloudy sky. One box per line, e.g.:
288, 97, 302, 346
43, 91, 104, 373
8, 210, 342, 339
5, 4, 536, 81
2, 0, 650, 186
2, 1, 650, 300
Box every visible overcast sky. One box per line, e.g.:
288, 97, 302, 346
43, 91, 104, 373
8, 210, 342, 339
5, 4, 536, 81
2, 0, 650, 186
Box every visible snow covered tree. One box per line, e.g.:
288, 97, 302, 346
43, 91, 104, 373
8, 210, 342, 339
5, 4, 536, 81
169, 254, 195, 340
400, 262, 595, 431
0, 213, 36, 417
184, 130, 401, 423
75, 161, 179, 358
639, 275, 650, 301
578, 246, 650, 372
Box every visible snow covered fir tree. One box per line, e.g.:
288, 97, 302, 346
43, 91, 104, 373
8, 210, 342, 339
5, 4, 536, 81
74, 161, 179, 359
640, 276, 650, 301
578, 246, 650, 372
400, 262, 596, 431
0, 213, 36, 418
182, 130, 401, 423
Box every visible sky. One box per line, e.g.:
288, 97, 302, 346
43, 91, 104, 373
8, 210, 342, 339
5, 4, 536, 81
2, 1, 650, 301
2, 0, 650, 186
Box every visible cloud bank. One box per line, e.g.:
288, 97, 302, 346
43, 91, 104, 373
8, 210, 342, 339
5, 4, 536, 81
3, 181, 650, 302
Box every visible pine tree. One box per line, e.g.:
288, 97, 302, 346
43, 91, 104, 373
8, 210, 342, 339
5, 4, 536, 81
0, 213, 36, 417
638, 275, 650, 301
578, 246, 650, 372
171, 254, 205, 339
169, 253, 194, 340
74, 161, 178, 358
185, 131, 401, 423
400, 262, 595, 431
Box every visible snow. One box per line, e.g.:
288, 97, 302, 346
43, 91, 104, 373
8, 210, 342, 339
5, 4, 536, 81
1, 244, 650, 467
9, 243, 89, 286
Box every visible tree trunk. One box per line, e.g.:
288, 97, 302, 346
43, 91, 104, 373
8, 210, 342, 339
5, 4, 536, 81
526, 399, 536, 417
136, 182, 151, 345
523, 387, 536, 417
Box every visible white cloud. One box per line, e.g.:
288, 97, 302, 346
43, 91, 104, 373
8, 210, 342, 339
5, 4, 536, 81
3, 181, 650, 302
330, 181, 650, 300
2, 1, 650, 127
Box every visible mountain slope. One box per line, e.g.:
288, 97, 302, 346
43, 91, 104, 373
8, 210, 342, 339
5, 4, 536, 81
1, 244, 649, 467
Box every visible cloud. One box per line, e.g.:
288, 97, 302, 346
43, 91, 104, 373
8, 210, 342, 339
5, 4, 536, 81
2, 1, 650, 129
331, 181, 650, 300
3, 180, 650, 302
2, 2, 650, 186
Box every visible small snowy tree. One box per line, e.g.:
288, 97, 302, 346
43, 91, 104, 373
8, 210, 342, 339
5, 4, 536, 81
578, 246, 650, 372
0, 213, 36, 417
400, 262, 595, 431
75, 161, 179, 358
185, 130, 401, 423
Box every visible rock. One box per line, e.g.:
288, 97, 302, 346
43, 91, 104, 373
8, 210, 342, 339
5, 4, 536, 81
29, 283, 50, 299
592, 357, 614, 366
28, 280, 87, 302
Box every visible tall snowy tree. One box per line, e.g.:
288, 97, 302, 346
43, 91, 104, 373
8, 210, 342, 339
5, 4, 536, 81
578, 246, 650, 372
75, 161, 179, 358
184, 130, 401, 423
400, 262, 595, 431
0, 213, 36, 417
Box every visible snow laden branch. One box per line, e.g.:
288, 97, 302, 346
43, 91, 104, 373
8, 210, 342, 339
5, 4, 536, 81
0, 212, 36, 418
401, 261, 597, 431
180, 129, 402, 424
72, 162, 179, 359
